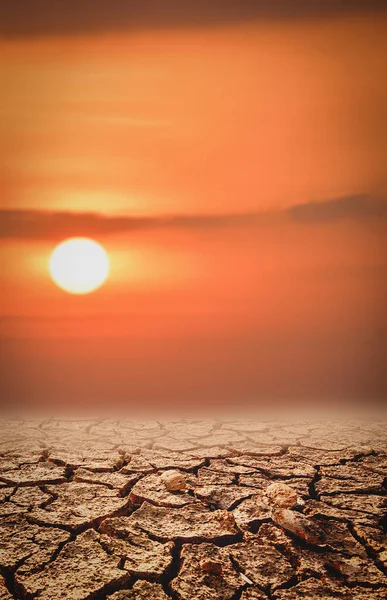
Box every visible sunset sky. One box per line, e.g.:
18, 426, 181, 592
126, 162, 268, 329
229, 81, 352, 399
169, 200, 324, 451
1, 2, 386, 407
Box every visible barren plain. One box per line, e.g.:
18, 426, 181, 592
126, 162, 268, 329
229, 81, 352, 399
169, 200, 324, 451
0, 417, 386, 599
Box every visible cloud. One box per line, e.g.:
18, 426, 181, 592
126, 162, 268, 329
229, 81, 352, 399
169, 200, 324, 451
1, 1, 385, 38
288, 194, 387, 223
1, 194, 386, 241
0, 209, 263, 241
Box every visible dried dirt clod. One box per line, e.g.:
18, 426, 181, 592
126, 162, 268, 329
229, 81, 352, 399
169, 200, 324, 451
99, 517, 174, 579
316, 477, 385, 496
120, 454, 154, 474
129, 473, 192, 507
232, 493, 272, 530
240, 589, 269, 599
0, 462, 67, 486
265, 482, 299, 508
195, 484, 257, 510
327, 554, 387, 586
15, 529, 129, 600
230, 455, 316, 478
272, 508, 326, 546
357, 453, 387, 476
287, 445, 371, 466
349, 589, 387, 599
160, 469, 187, 491
0, 514, 70, 573
314, 518, 367, 558
353, 523, 387, 568
230, 541, 295, 592
73, 468, 138, 493
191, 467, 235, 486
272, 576, 354, 598
29, 482, 131, 531
107, 580, 169, 599
188, 446, 235, 460
128, 501, 239, 543
302, 499, 376, 524
142, 449, 205, 471
321, 493, 387, 516
171, 543, 242, 600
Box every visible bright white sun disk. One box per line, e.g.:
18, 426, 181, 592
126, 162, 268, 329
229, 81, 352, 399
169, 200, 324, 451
49, 238, 110, 294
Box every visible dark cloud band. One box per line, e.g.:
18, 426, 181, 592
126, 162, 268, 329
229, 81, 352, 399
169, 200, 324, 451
1, 1, 386, 38
0, 194, 385, 241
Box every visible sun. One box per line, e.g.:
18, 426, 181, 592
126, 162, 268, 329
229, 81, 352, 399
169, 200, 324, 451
49, 238, 110, 294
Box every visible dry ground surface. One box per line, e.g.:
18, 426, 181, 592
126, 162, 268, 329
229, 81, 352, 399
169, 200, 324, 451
0, 417, 386, 599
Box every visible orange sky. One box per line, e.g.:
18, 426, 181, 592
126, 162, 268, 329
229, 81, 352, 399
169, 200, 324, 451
0, 10, 386, 407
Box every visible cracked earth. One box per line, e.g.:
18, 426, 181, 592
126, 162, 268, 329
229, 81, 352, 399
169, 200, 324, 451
0, 417, 386, 599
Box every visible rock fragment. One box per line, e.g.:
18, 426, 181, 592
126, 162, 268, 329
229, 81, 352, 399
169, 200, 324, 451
265, 482, 299, 508
272, 508, 326, 546
161, 469, 187, 491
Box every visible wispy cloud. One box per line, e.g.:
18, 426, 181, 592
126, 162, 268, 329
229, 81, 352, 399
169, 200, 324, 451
1, 1, 385, 38
287, 194, 387, 223
1, 194, 386, 241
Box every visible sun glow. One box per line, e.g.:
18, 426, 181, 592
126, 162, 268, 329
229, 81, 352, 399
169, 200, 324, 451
49, 238, 110, 294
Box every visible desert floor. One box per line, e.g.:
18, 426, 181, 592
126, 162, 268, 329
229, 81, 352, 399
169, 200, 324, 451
0, 417, 386, 599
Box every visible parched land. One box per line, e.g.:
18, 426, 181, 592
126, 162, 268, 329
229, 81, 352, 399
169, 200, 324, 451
0, 417, 386, 599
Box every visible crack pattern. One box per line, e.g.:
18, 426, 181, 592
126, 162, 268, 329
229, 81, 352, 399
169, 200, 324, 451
0, 417, 386, 599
